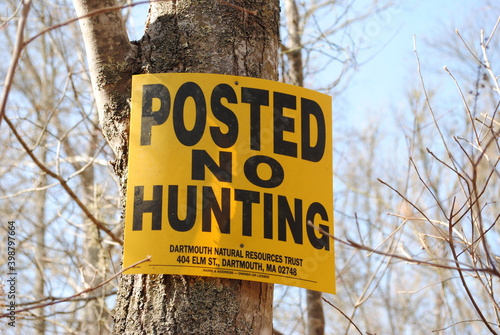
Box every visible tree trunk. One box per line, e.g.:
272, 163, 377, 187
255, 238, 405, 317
81, 134, 110, 335
306, 289, 325, 335
73, 0, 279, 333
283, 1, 325, 334
34, 145, 47, 335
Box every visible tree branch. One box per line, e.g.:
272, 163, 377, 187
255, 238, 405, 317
0, 0, 32, 127
322, 297, 363, 335
72, 0, 137, 127
4, 115, 123, 245
0, 256, 150, 318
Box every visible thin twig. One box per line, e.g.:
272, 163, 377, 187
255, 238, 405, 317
484, 16, 500, 48
0, 0, 32, 127
4, 115, 123, 245
366, 219, 407, 257
0, 0, 155, 126
409, 156, 447, 217
1, 0, 257, 126
322, 297, 363, 335
24, 0, 152, 46
0, 256, 150, 318
387, 212, 468, 245
454, 29, 483, 65
377, 177, 444, 239
413, 36, 452, 161
433, 319, 500, 333
481, 28, 500, 97
444, 66, 481, 144
448, 209, 498, 334
0, 0, 23, 30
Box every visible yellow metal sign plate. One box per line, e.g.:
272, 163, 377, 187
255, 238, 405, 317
123, 73, 335, 294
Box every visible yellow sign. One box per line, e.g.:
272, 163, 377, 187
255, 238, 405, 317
123, 73, 335, 294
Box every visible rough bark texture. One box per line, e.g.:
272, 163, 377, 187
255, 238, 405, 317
74, 0, 279, 334
114, 2, 278, 333
140, 0, 278, 80
114, 275, 274, 334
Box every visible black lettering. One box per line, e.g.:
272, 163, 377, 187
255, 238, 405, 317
301, 98, 326, 162
263, 193, 273, 239
192, 150, 232, 182
244, 155, 284, 188
274, 92, 297, 157
173, 82, 206, 146
306, 202, 330, 250
241, 87, 269, 150
133, 185, 163, 230
168, 185, 197, 232
202, 186, 230, 233
141, 84, 170, 145
278, 196, 303, 245
234, 190, 260, 236
210, 84, 238, 148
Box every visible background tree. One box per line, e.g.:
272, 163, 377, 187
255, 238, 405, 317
1, 1, 121, 333
2, 0, 498, 334
276, 0, 396, 333
330, 5, 500, 333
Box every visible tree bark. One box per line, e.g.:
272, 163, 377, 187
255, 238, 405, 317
74, 0, 279, 333
306, 289, 325, 335
34, 145, 47, 335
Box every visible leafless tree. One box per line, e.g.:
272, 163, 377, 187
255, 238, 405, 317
1, 1, 120, 333
330, 8, 500, 334
5, 1, 497, 334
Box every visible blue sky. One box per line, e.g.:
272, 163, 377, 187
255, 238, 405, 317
339, 0, 494, 125
127, 0, 496, 128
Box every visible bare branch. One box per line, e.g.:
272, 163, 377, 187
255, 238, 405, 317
4, 115, 123, 245
454, 29, 483, 66
307, 222, 500, 277
444, 66, 481, 143
0, 0, 31, 127
322, 297, 363, 335
448, 208, 498, 334
481, 28, 500, 97
0, 256, 150, 318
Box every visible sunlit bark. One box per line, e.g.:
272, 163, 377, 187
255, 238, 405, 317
74, 0, 279, 333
